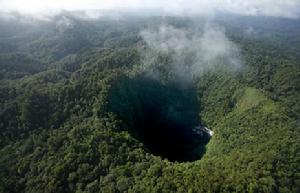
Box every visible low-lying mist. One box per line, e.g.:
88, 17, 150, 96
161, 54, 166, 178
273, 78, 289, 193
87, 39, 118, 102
138, 22, 243, 84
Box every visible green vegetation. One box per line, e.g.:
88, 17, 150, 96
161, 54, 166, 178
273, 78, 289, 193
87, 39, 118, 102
0, 15, 299, 193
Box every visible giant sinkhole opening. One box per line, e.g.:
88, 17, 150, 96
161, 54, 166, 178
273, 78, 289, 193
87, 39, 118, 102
106, 75, 212, 162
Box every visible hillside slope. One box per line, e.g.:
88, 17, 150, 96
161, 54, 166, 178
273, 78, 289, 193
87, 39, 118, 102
0, 15, 299, 193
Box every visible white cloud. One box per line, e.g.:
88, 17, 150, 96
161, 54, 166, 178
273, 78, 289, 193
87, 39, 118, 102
0, 0, 299, 18
139, 24, 242, 82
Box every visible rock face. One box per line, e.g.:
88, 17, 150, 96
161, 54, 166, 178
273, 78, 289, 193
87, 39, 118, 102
192, 125, 214, 137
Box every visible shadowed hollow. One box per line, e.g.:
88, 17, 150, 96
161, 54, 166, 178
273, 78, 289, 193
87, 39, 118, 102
106, 76, 211, 162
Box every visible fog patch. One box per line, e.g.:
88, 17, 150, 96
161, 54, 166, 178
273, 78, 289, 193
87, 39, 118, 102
0, 10, 104, 24
139, 23, 242, 83
245, 26, 256, 36
1, 0, 300, 18
56, 16, 75, 31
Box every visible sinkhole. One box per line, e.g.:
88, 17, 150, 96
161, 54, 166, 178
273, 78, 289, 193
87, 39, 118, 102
106, 76, 211, 162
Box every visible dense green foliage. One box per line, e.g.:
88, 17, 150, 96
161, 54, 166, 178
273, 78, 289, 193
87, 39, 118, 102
0, 14, 299, 193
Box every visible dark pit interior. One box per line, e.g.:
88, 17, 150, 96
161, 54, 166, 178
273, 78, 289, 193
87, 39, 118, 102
106, 76, 211, 162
